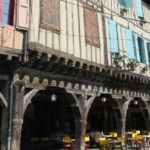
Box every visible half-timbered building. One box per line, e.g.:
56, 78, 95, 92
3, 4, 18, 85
1, 0, 150, 150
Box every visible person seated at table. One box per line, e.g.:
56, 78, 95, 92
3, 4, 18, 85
90, 129, 104, 143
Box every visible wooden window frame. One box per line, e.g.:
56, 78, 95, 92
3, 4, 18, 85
84, 8, 100, 47
40, 0, 60, 33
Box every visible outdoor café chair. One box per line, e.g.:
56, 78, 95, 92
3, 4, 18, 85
99, 137, 108, 150
63, 137, 74, 150
85, 136, 90, 149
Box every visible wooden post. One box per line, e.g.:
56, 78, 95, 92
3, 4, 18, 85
11, 85, 25, 150
71, 91, 97, 150
120, 99, 132, 137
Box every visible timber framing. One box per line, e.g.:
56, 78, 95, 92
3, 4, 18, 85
1, 50, 147, 98
0, 50, 150, 97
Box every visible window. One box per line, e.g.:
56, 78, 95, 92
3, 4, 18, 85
40, 0, 60, 32
136, 37, 149, 64
0, 0, 14, 25
147, 42, 150, 64
135, 0, 144, 18
138, 37, 144, 63
108, 20, 119, 54
84, 8, 100, 47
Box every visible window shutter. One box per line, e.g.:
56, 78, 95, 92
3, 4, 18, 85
118, 0, 126, 7
118, 0, 133, 8
0, 0, 3, 22
108, 20, 119, 54
133, 34, 140, 62
135, 0, 144, 18
125, 29, 135, 60
148, 42, 150, 64
125, 0, 133, 8
143, 39, 149, 65
84, 8, 99, 47
41, 0, 60, 32
16, 0, 29, 30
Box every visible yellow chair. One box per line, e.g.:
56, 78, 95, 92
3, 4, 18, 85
136, 130, 140, 135
99, 138, 108, 149
85, 137, 90, 142
135, 135, 144, 148
117, 137, 126, 142
149, 132, 150, 135
30, 137, 39, 142
132, 133, 136, 139
135, 135, 144, 141
63, 137, 74, 149
85, 137, 90, 149
109, 132, 117, 137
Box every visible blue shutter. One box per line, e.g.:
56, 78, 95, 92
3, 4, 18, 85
118, 0, 126, 7
135, 0, 144, 18
2, 0, 10, 24
118, 0, 133, 8
143, 39, 149, 65
125, 0, 133, 8
108, 20, 119, 54
133, 34, 140, 62
125, 29, 135, 60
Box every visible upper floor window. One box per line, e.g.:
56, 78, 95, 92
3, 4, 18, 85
84, 8, 100, 47
146, 42, 150, 64
0, 0, 14, 25
40, 0, 60, 33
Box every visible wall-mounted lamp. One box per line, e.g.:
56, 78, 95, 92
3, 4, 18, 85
134, 100, 138, 105
101, 97, 107, 103
51, 94, 57, 102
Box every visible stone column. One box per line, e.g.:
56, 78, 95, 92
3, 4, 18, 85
119, 99, 132, 137
11, 85, 25, 150
71, 92, 97, 150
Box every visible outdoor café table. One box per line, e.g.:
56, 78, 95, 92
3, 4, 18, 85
103, 135, 113, 141
143, 135, 150, 146
108, 140, 122, 149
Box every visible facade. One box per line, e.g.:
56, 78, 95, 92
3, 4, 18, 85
0, 0, 150, 150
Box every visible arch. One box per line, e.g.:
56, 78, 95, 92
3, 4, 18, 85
0, 93, 7, 108
23, 89, 40, 116
21, 86, 78, 150
126, 97, 150, 132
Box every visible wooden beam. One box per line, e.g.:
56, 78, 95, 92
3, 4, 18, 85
0, 92, 7, 108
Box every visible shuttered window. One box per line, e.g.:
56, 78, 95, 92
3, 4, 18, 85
147, 42, 150, 64
40, 0, 60, 32
0, 0, 16, 26
136, 37, 149, 65
108, 20, 119, 54
135, 0, 144, 18
84, 8, 100, 47
125, 29, 135, 60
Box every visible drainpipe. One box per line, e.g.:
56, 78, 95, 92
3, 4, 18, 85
22, 31, 28, 64
7, 81, 14, 150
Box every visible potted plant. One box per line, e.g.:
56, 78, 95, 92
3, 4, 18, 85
113, 55, 123, 68
140, 19, 147, 26
126, 61, 139, 71
142, 65, 149, 72
120, 8, 129, 13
